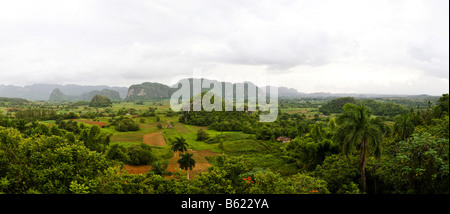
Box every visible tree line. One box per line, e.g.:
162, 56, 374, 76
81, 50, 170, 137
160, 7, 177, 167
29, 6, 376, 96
318, 97, 410, 118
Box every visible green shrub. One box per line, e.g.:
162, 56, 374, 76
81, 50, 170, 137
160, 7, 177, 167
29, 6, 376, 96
312, 154, 360, 194
196, 129, 210, 141
106, 144, 130, 163
127, 143, 155, 165
114, 117, 140, 132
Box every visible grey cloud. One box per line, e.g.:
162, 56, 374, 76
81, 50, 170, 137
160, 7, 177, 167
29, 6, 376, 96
408, 43, 449, 79
0, 0, 448, 94
211, 29, 357, 71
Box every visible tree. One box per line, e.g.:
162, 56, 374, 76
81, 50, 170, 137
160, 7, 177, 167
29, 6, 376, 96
196, 129, 210, 141
395, 133, 449, 193
313, 154, 361, 194
188, 155, 251, 194
10, 119, 27, 133
113, 117, 140, 132
127, 143, 154, 165
79, 125, 111, 153
285, 137, 340, 171
255, 125, 273, 140
178, 153, 195, 180
151, 161, 169, 176
319, 97, 357, 114
335, 103, 383, 193
156, 123, 163, 129
0, 127, 111, 194
393, 112, 414, 141
247, 171, 330, 194
433, 93, 449, 118
106, 144, 130, 163
189, 167, 236, 194
171, 136, 188, 155
309, 122, 325, 143
89, 95, 112, 108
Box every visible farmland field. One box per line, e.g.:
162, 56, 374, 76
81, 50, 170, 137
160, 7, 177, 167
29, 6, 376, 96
143, 132, 166, 146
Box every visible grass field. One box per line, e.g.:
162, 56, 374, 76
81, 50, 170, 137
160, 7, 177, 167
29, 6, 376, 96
280, 107, 322, 119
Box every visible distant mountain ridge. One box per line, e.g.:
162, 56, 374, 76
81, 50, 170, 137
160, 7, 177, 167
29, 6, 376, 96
0, 81, 439, 101
127, 82, 174, 100
48, 88, 67, 102
0, 84, 128, 100
127, 78, 418, 101
48, 88, 122, 101
126, 79, 265, 101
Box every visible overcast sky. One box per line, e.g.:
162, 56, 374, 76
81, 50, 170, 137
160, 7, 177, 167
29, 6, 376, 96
0, 0, 448, 95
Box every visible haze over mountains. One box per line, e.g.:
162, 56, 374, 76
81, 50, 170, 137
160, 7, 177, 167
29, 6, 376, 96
0, 79, 438, 102
0, 84, 128, 101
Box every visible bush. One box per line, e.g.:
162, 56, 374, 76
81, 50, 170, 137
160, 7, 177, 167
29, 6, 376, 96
196, 129, 210, 141
0, 129, 111, 194
247, 171, 330, 194
205, 134, 225, 144
106, 144, 130, 163
156, 123, 163, 129
113, 117, 140, 132
127, 143, 155, 165
312, 154, 360, 194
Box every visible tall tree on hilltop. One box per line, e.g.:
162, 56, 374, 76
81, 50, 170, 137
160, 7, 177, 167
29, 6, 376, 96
178, 152, 196, 180
171, 136, 188, 155
335, 103, 383, 193
393, 112, 414, 141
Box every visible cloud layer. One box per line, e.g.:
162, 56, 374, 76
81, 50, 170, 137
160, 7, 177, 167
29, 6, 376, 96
0, 0, 448, 95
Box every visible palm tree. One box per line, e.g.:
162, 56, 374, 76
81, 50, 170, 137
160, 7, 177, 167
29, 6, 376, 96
171, 136, 188, 155
335, 103, 383, 193
178, 152, 196, 180
309, 122, 325, 143
393, 112, 414, 141
14, 119, 28, 133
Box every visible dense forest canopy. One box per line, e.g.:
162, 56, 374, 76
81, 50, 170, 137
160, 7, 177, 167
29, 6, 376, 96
0, 97, 30, 106
319, 97, 417, 117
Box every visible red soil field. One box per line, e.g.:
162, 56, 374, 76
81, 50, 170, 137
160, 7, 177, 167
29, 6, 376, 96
142, 132, 166, 146
124, 165, 152, 174
123, 149, 219, 177
75, 119, 109, 127
111, 133, 144, 143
